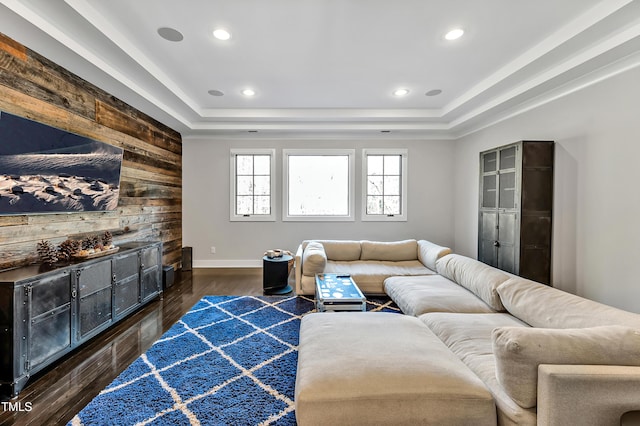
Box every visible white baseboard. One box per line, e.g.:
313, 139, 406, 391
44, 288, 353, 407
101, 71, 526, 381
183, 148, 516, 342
193, 259, 262, 268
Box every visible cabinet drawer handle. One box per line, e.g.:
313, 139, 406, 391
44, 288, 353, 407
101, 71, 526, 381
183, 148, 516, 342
493, 241, 500, 247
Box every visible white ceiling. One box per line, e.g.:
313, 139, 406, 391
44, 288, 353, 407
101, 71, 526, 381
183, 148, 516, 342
1, 0, 640, 140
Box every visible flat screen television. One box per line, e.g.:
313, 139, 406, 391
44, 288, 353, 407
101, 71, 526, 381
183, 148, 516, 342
0, 110, 124, 215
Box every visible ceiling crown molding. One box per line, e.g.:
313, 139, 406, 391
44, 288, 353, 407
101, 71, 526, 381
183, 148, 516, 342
1, 0, 639, 139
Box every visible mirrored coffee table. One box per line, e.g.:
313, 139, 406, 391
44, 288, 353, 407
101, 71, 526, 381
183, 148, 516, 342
315, 273, 366, 312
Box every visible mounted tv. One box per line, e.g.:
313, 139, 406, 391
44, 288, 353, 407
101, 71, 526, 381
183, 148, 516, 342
0, 110, 123, 215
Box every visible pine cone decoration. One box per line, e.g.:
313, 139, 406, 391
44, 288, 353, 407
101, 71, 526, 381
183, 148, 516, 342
81, 237, 94, 250
102, 231, 113, 247
58, 239, 80, 261
37, 240, 59, 266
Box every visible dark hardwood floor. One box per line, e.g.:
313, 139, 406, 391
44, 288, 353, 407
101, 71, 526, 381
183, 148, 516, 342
0, 268, 273, 426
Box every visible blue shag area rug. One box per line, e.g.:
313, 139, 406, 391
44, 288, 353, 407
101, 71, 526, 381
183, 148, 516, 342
70, 295, 401, 426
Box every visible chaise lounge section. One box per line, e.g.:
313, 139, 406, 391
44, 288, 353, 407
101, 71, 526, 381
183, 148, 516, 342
294, 240, 640, 425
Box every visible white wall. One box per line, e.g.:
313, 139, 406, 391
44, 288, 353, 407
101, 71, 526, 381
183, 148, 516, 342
183, 138, 455, 267
452, 66, 640, 313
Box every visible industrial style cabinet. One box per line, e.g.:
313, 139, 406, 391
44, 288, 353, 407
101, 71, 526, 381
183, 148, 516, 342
478, 141, 554, 284
0, 241, 162, 399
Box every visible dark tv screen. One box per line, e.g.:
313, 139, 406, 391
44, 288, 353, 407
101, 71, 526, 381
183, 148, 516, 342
0, 110, 123, 215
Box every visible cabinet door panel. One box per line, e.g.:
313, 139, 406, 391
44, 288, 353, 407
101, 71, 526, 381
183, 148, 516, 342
79, 287, 112, 339
141, 268, 160, 301
482, 151, 497, 172
140, 245, 161, 301
30, 272, 71, 317
497, 213, 517, 274
481, 175, 497, 208
498, 172, 516, 209
27, 271, 72, 370
114, 275, 139, 318
113, 252, 138, 280
479, 212, 498, 267
141, 246, 160, 269
77, 260, 112, 294
30, 309, 71, 368
499, 146, 517, 170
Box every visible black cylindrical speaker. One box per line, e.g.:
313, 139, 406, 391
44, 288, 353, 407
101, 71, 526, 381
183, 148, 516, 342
162, 265, 175, 289
182, 246, 193, 271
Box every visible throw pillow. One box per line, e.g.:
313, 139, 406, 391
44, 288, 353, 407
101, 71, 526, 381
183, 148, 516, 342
492, 325, 640, 409
302, 241, 327, 277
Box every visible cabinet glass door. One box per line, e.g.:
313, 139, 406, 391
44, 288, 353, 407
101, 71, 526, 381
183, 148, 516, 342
113, 252, 140, 319
141, 245, 161, 301
498, 171, 516, 209
483, 151, 497, 172
499, 146, 517, 170
76, 259, 112, 340
498, 146, 517, 209
482, 175, 497, 208
27, 271, 72, 370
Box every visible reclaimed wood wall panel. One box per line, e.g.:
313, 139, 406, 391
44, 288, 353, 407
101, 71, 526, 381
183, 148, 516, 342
0, 33, 182, 271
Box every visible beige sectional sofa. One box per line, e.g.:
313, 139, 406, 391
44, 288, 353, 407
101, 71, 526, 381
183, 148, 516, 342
294, 239, 451, 295
294, 240, 640, 426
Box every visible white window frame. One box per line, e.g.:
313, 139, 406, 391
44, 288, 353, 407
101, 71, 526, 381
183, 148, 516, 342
283, 149, 355, 222
361, 149, 408, 222
230, 149, 276, 222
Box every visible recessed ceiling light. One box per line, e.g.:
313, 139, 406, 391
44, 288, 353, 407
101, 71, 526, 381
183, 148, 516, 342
425, 89, 443, 96
444, 28, 464, 41
213, 29, 231, 41
393, 88, 410, 97
157, 27, 184, 42
208, 89, 224, 96
241, 88, 256, 97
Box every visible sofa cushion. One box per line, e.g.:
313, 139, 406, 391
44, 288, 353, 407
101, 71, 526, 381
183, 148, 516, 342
295, 312, 497, 426
419, 312, 535, 426
384, 275, 496, 316
325, 260, 432, 295
302, 241, 327, 277
435, 254, 509, 311
492, 325, 640, 409
318, 240, 361, 261
497, 277, 640, 329
417, 240, 451, 271
360, 239, 418, 261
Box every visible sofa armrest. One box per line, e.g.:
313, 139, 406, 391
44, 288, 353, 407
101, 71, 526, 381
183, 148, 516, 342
295, 244, 304, 294
417, 240, 451, 271
537, 364, 640, 426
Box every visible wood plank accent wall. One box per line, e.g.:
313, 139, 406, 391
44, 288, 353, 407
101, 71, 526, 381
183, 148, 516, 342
0, 33, 182, 271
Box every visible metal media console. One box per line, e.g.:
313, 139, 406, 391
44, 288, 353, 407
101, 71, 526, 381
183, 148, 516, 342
0, 241, 162, 399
